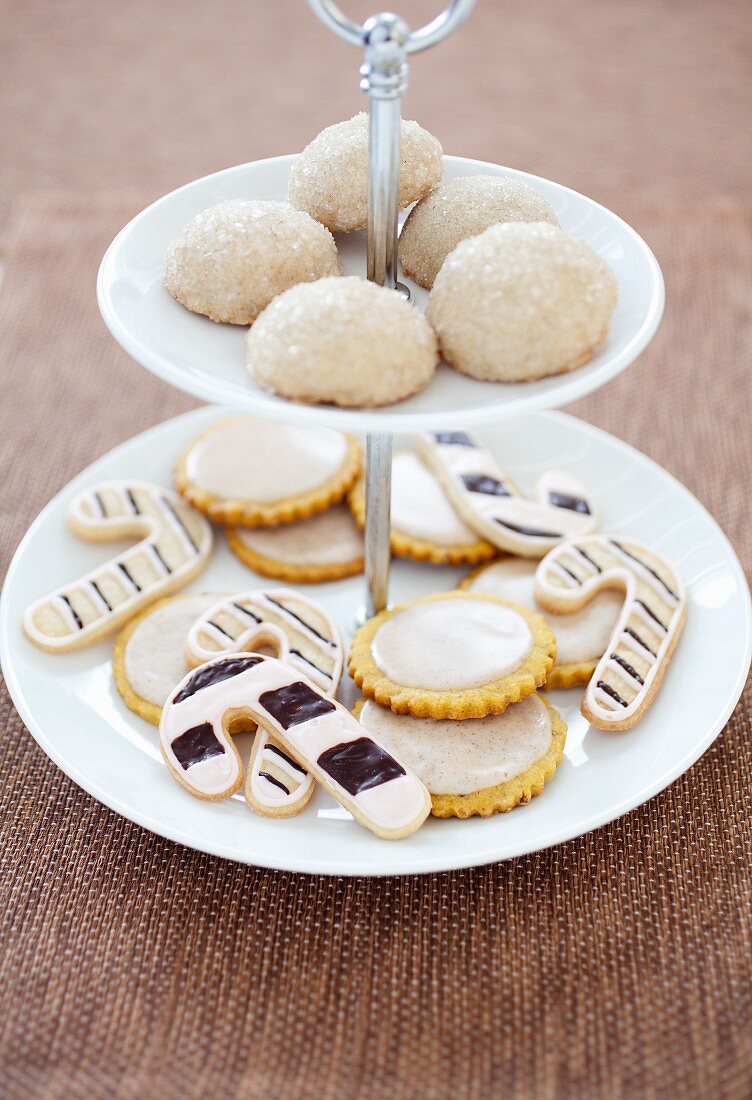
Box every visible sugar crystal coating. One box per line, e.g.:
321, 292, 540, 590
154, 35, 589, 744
427, 221, 618, 382
288, 113, 443, 233
399, 175, 559, 289
247, 276, 438, 408
164, 199, 342, 325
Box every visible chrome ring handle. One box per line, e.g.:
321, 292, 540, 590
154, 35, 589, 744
307, 0, 476, 52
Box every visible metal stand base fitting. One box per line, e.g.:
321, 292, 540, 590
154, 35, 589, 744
307, 0, 476, 617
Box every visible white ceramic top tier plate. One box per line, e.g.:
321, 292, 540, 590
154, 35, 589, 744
2, 408, 749, 876
97, 156, 664, 434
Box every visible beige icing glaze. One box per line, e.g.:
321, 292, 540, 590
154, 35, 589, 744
372, 598, 533, 690
359, 695, 552, 794
185, 416, 347, 502
466, 559, 622, 665
124, 594, 218, 706
391, 452, 479, 545
234, 506, 363, 565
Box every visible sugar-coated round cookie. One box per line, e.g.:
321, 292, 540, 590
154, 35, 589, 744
354, 694, 567, 818
288, 113, 443, 233
163, 199, 342, 325
247, 277, 438, 408
399, 175, 559, 289
174, 415, 362, 526
227, 505, 364, 584
427, 221, 618, 382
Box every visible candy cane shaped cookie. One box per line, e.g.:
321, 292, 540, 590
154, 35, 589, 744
185, 587, 345, 817
23, 480, 213, 653
160, 654, 431, 839
535, 535, 687, 730
415, 431, 596, 557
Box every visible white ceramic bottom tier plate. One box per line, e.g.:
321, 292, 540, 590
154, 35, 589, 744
97, 154, 663, 434
2, 408, 749, 876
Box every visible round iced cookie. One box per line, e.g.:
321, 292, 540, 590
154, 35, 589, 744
247, 277, 438, 409
163, 199, 342, 325
174, 415, 362, 526
461, 558, 623, 688
354, 694, 567, 818
399, 175, 559, 289
427, 221, 618, 382
348, 591, 556, 719
288, 113, 443, 233
226, 505, 364, 584
113, 594, 221, 726
348, 451, 495, 567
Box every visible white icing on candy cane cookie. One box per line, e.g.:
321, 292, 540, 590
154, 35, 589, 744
415, 431, 596, 557
535, 535, 687, 730
23, 480, 213, 652
185, 587, 345, 817
160, 654, 431, 839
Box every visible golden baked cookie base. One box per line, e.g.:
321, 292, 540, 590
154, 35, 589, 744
113, 596, 186, 727
348, 591, 557, 720
174, 424, 362, 527
444, 322, 610, 384
430, 696, 567, 818
348, 476, 495, 568
225, 524, 364, 584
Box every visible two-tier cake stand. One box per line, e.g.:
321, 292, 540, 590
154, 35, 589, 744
2, 1, 750, 875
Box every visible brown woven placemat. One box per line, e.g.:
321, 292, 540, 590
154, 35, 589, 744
0, 192, 750, 1099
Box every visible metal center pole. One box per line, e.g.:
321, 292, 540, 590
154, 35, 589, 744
307, 1, 476, 619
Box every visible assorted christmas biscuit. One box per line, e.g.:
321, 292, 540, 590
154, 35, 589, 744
348, 591, 556, 719
174, 414, 361, 526
416, 429, 596, 556
348, 450, 495, 567
23, 480, 213, 653
226, 505, 364, 584
536, 535, 687, 730
461, 558, 623, 689
354, 694, 567, 819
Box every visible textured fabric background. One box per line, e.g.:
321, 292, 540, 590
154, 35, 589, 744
1, 1, 751, 1097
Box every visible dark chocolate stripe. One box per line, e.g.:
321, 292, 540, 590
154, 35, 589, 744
172, 721, 225, 770
461, 473, 511, 497
557, 562, 581, 584
624, 628, 656, 658
94, 491, 107, 517
174, 655, 263, 704
60, 594, 83, 630
266, 743, 307, 775
90, 580, 112, 611
496, 519, 562, 539
151, 543, 172, 575
576, 546, 602, 573
596, 681, 629, 708
232, 601, 261, 624
117, 562, 141, 592
289, 647, 332, 680
125, 488, 140, 514
609, 540, 679, 601
207, 619, 235, 641
264, 596, 335, 648
610, 653, 645, 686
259, 681, 335, 729
433, 431, 476, 446
636, 599, 667, 632
317, 738, 406, 796
161, 495, 200, 554
258, 771, 290, 796
549, 491, 591, 515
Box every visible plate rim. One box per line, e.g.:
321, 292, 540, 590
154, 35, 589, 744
2, 406, 749, 876
96, 154, 665, 434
